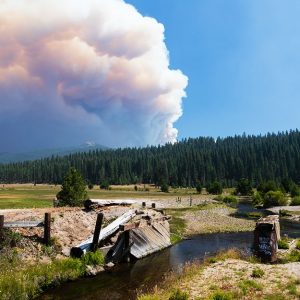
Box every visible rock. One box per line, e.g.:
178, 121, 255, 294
85, 265, 105, 276
104, 262, 115, 269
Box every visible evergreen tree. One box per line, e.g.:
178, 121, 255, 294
56, 167, 88, 207
235, 178, 253, 196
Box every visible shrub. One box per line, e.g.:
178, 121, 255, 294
252, 192, 263, 207
196, 182, 202, 194
278, 239, 289, 249
235, 178, 253, 196
88, 184, 94, 190
263, 191, 287, 208
290, 196, 300, 206
161, 183, 169, 193
100, 181, 110, 190
222, 195, 238, 206
296, 239, 300, 250
207, 181, 223, 195
169, 289, 189, 300
290, 183, 300, 197
257, 180, 278, 195
134, 185, 138, 191
251, 267, 264, 278
286, 250, 300, 262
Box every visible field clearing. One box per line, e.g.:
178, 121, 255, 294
0, 184, 223, 209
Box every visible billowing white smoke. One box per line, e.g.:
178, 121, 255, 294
0, 0, 187, 151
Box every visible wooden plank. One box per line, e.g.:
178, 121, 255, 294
3, 221, 43, 228
85, 199, 137, 209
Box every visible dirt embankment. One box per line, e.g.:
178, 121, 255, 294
1, 206, 130, 260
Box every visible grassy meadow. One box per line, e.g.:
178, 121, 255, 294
0, 183, 215, 209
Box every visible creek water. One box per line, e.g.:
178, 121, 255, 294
41, 204, 300, 300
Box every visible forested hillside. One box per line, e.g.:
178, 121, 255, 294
0, 130, 299, 187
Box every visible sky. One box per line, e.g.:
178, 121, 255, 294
127, 0, 300, 140
0, 0, 300, 152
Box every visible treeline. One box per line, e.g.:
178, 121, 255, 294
0, 130, 300, 187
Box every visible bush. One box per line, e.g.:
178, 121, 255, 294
263, 191, 287, 208
290, 196, 300, 206
278, 239, 289, 249
88, 184, 94, 190
207, 181, 223, 195
290, 183, 300, 197
134, 185, 138, 191
257, 180, 278, 195
196, 182, 202, 194
56, 168, 88, 207
251, 267, 264, 278
169, 289, 189, 300
296, 240, 300, 250
286, 250, 300, 262
235, 178, 253, 196
222, 195, 238, 206
161, 183, 169, 193
100, 181, 110, 190
252, 192, 263, 207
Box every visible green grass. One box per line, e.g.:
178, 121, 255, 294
285, 250, 300, 262
278, 239, 289, 249
210, 291, 234, 300
251, 267, 264, 278
238, 279, 263, 295
0, 249, 105, 299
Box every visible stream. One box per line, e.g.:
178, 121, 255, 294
41, 204, 300, 300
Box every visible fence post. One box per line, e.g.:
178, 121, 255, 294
92, 213, 103, 252
142, 202, 146, 208
0, 215, 4, 240
151, 203, 156, 209
43, 213, 51, 246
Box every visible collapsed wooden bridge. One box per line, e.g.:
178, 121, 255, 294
71, 207, 171, 263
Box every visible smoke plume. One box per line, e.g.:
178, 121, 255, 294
0, 0, 188, 152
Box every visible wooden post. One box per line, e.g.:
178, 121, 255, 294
152, 203, 156, 209
92, 213, 103, 252
189, 195, 192, 207
43, 213, 51, 246
124, 230, 130, 262
0, 215, 4, 240
142, 202, 146, 208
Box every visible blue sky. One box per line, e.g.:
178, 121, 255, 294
126, 0, 300, 140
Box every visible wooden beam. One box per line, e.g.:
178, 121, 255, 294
4, 221, 43, 228
91, 213, 103, 252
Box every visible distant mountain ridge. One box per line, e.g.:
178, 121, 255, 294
0, 142, 108, 163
